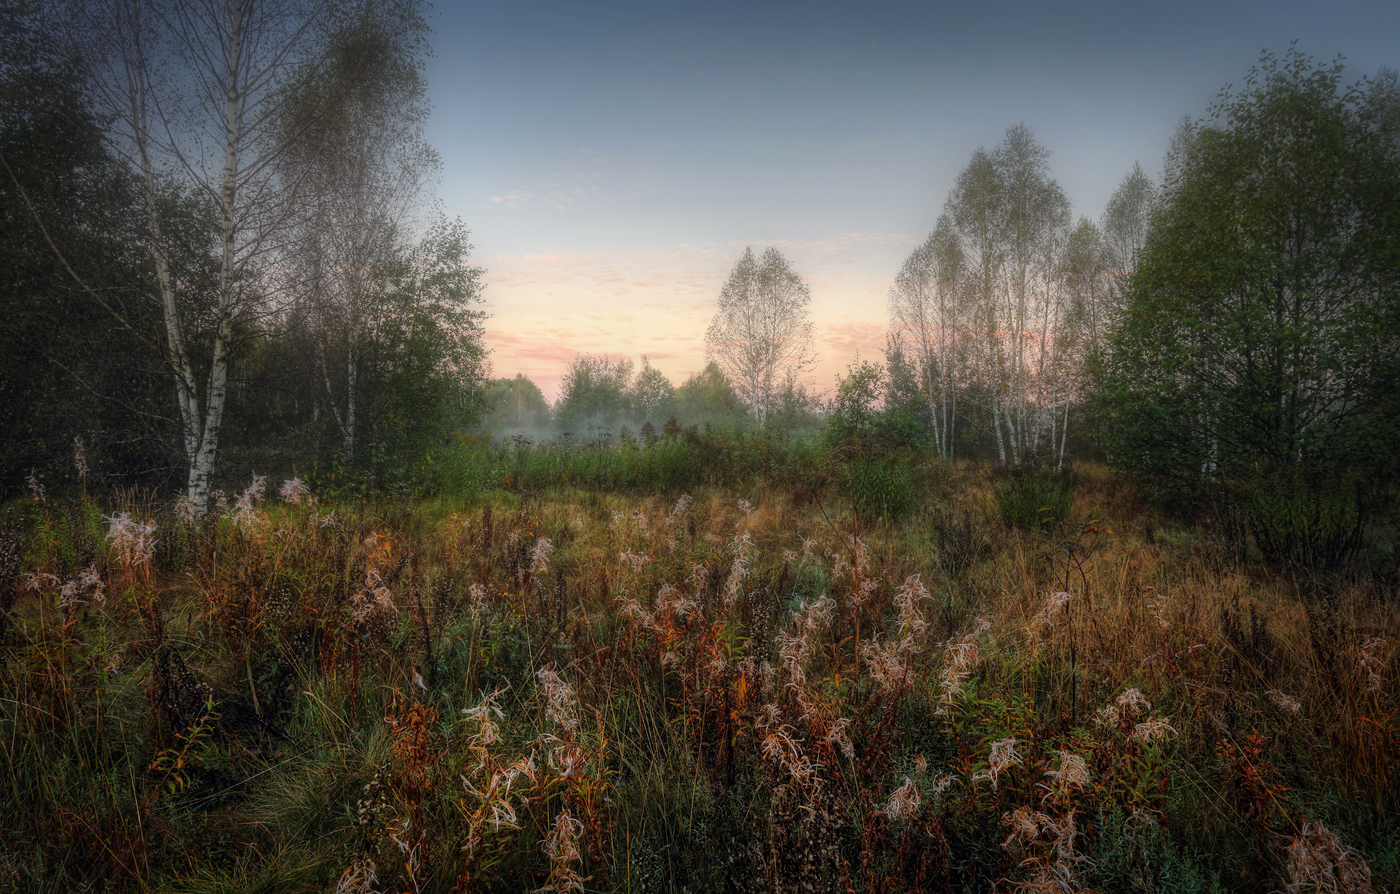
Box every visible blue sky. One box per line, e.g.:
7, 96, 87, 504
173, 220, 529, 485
420, 0, 1400, 399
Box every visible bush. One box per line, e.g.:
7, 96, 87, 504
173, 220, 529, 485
1237, 466, 1371, 573
995, 466, 1075, 531
846, 457, 916, 520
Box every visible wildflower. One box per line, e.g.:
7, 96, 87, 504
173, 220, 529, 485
972, 737, 1022, 789
279, 476, 311, 505
73, 437, 87, 481
689, 562, 709, 592
1359, 636, 1387, 695
821, 716, 855, 760
670, 493, 692, 518
1002, 808, 1091, 890
530, 538, 553, 575
174, 495, 197, 526
617, 595, 651, 625
25, 469, 44, 502
1027, 590, 1071, 639
232, 473, 268, 527
27, 566, 106, 611
538, 808, 588, 894
468, 583, 488, 615
334, 857, 378, 894
759, 722, 821, 788
854, 576, 878, 607
1145, 586, 1170, 630
1004, 805, 1054, 844
932, 772, 960, 794
536, 667, 578, 732
1042, 750, 1091, 800
1097, 688, 1152, 731
737, 498, 753, 516
77, 565, 104, 599
655, 582, 698, 621
861, 636, 913, 693
894, 573, 931, 635
1285, 822, 1373, 894
1267, 689, 1303, 714
936, 621, 988, 714
1132, 718, 1178, 743
723, 531, 753, 605
549, 737, 593, 778
105, 511, 157, 569
461, 690, 507, 746
885, 776, 921, 821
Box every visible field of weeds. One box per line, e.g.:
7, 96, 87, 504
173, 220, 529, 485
2, 463, 1397, 893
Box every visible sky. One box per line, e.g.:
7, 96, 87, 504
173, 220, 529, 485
420, 0, 1400, 403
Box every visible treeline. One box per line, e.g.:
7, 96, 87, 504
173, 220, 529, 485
478, 357, 821, 442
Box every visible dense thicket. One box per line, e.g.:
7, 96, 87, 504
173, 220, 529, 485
1097, 49, 1400, 536
0, 0, 486, 501
0, 1, 177, 493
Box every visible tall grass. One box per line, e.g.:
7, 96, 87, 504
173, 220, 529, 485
432, 427, 829, 498
0, 460, 1396, 892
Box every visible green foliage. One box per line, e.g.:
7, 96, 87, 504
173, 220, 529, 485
1091, 808, 1222, 893
673, 361, 750, 430
433, 424, 829, 497
553, 354, 637, 434
1098, 48, 1400, 516
995, 466, 1074, 531
1236, 466, 1371, 572
825, 358, 885, 448
480, 374, 552, 435
0, 1, 180, 496
553, 354, 680, 436
846, 456, 915, 520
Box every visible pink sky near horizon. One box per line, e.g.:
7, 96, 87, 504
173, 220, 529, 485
424, 1, 1399, 414
478, 235, 916, 404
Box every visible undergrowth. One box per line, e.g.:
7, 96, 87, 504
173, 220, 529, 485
1, 462, 1396, 893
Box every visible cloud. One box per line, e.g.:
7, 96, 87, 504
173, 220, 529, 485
485, 182, 604, 211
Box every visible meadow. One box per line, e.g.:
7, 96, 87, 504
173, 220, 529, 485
2, 439, 1397, 893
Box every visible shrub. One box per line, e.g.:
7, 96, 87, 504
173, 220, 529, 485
995, 466, 1074, 531
1237, 466, 1370, 573
847, 457, 916, 520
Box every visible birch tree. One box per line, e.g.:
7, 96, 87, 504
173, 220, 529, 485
887, 214, 965, 459
945, 126, 1071, 466
76, 0, 333, 515
705, 246, 815, 428
1100, 161, 1158, 307
277, 0, 434, 463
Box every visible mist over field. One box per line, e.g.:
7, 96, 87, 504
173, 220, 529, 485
2, 1, 1399, 891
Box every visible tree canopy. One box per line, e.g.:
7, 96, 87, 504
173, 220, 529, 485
1098, 48, 1400, 504
705, 246, 815, 428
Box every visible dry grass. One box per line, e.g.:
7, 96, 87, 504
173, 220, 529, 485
1, 460, 1396, 892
